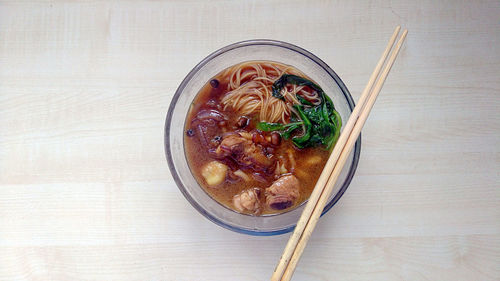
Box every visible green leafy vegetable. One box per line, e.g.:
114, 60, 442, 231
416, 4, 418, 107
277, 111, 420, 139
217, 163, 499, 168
258, 74, 343, 150
291, 105, 312, 148
256, 122, 285, 131
272, 74, 323, 100
256, 121, 302, 133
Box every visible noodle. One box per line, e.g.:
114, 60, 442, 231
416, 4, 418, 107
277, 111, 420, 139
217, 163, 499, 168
221, 61, 321, 123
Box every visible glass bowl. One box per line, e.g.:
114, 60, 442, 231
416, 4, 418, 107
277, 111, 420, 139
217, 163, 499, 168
165, 40, 361, 236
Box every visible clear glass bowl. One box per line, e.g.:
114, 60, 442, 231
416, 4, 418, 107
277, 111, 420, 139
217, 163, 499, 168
164, 40, 361, 236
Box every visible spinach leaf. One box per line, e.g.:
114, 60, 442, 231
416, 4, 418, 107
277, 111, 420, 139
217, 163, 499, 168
257, 121, 302, 132
259, 74, 343, 150
272, 74, 324, 100
282, 123, 302, 140
291, 105, 312, 148
256, 122, 285, 131
296, 94, 313, 106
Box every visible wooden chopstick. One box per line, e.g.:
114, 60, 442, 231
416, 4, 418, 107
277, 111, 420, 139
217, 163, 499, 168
271, 26, 407, 281
279, 29, 408, 281
271, 26, 401, 281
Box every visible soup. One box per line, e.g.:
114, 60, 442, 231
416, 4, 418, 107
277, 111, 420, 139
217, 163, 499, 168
184, 61, 342, 215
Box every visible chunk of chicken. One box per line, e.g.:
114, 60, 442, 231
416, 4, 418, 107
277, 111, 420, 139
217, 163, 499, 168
233, 188, 262, 214
215, 133, 275, 172
265, 175, 300, 210
201, 161, 228, 186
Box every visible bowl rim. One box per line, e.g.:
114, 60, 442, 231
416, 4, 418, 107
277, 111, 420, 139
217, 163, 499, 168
164, 39, 361, 236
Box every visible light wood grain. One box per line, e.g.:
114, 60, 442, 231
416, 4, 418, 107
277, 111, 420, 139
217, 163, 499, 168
0, 0, 499, 280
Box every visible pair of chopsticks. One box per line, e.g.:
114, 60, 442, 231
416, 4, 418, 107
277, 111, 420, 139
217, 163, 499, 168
271, 26, 408, 281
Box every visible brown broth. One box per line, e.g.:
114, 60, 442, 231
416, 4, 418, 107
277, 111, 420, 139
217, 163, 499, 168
184, 62, 330, 215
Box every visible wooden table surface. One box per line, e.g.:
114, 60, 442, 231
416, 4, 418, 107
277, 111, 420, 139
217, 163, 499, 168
1, 1, 499, 280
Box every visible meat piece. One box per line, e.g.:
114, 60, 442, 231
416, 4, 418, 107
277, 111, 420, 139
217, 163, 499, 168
265, 175, 300, 210
215, 133, 275, 172
233, 188, 261, 214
